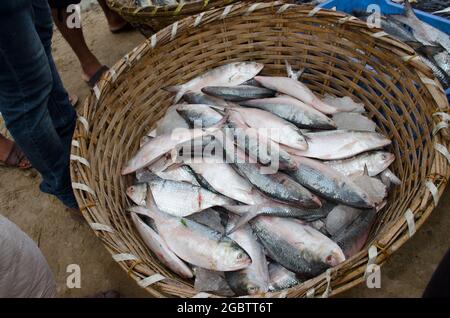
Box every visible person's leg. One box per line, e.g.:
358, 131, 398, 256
97, 0, 128, 32
51, 7, 102, 82
0, 0, 78, 209
33, 0, 79, 208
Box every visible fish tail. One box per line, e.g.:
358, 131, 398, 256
225, 205, 260, 235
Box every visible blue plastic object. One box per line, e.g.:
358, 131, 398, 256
317, 0, 450, 101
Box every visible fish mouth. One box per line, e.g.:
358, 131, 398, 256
325, 251, 346, 267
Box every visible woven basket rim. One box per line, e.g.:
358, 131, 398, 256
107, 0, 238, 16
72, 1, 450, 298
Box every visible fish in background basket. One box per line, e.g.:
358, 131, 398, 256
353, 0, 450, 89
122, 59, 399, 296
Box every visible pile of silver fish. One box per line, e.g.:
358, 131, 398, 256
122, 60, 400, 296
354, 1, 450, 89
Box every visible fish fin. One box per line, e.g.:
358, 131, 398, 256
226, 207, 260, 235
284, 59, 304, 81
209, 104, 227, 114
403, 0, 416, 19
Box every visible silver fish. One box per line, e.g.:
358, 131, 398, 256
225, 201, 332, 235
229, 107, 308, 150
225, 112, 296, 170
130, 212, 193, 278
130, 196, 251, 271
182, 91, 234, 107
188, 162, 266, 205
251, 216, 346, 277
147, 175, 235, 217
187, 208, 225, 234
254, 76, 343, 114
332, 112, 377, 132
126, 183, 147, 206
232, 162, 322, 208
433, 50, 450, 76
309, 219, 330, 237
154, 164, 200, 185
194, 268, 235, 297
240, 95, 336, 130
324, 151, 395, 177
332, 209, 377, 258
325, 205, 362, 236
391, 1, 450, 53
201, 85, 275, 102
224, 215, 270, 295
155, 105, 189, 136
268, 263, 300, 292
321, 95, 365, 113
351, 175, 387, 206
287, 130, 391, 160
418, 54, 450, 88
122, 128, 210, 175
241, 78, 263, 87
379, 168, 402, 188
287, 156, 375, 209
165, 62, 264, 103
135, 155, 176, 180
140, 135, 153, 148
175, 104, 223, 128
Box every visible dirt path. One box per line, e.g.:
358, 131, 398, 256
0, 3, 449, 298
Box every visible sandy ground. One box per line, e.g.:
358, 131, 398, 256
1, 2, 449, 298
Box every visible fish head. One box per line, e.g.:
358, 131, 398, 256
126, 183, 147, 206
227, 271, 268, 296
324, 247, 346, 267
355, 190, 376, 209
222, 241, 252, 270
376, 151, 395, 168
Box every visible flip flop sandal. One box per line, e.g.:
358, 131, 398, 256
85, 65, 109, 89
0, 142, 32, 169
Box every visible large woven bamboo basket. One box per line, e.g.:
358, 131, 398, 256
71, 1, 450, 298
107, 0, 239, 36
